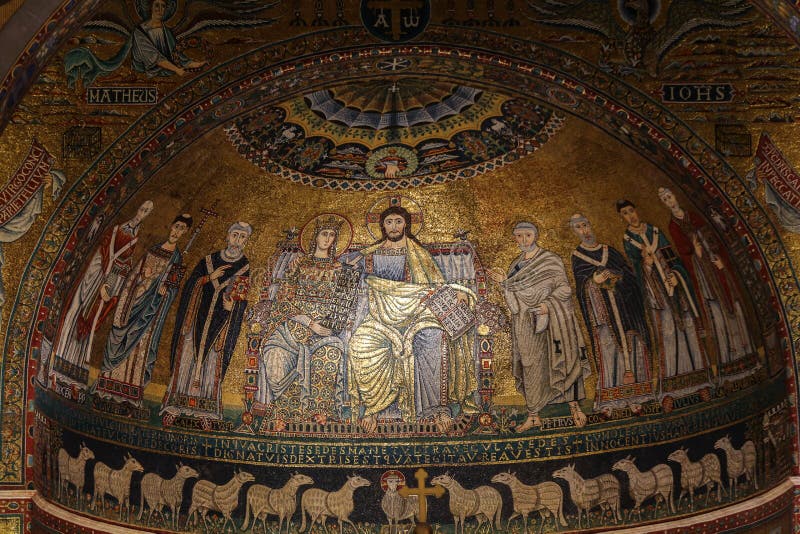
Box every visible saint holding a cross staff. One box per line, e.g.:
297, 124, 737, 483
161, 215, 253, 428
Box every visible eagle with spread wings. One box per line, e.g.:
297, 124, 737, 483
65, 0, 280, 88
527, 0, 753, 76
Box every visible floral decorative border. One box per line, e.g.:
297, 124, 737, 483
3, 27, 799, 488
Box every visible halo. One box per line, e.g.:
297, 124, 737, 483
380, 470, 406, 492
135, 0, 179, 23
298, 213, 353, 258
365, 195, 424, 241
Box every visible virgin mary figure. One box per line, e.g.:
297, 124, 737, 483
255, 214, 353, 429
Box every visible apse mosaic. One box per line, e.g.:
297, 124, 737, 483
29, 111, 790, 530
1, 1, 799, 533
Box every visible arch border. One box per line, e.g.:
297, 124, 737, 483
3, 25, 797, 485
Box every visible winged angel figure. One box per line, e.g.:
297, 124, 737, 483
527, 0, 753, 76
65, 0, 279, 88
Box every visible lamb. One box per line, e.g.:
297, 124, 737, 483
431, 473, 502, 534
612, 456, 674, 520
57, 443, 94, 508
91, 453, 144, 520
300, 474, 371, 534
382, 473, 419, 534
714, 435, 757, 496
667, 447, 724, 508
188, 469, 256, 532
552, 464, 620, 528
241, 472, 314, 534
492, 471, 567, 534
138, 462, 199, 528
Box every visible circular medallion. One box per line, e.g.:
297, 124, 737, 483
616, 0, 661, 25
360, 0, 431, 43
366, 146, 418, 179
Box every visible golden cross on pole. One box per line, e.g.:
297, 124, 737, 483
366, 0, 424, 40
398, 468, 445, 534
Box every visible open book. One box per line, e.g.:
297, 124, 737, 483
422, 285, 475, 339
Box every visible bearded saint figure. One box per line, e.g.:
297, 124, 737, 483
488, 221, 591, 432
569, 213, 654, 415
346, 205, 478, 434
160, 222, 252, 424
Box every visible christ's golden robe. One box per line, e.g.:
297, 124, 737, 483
348, 239, 477, 422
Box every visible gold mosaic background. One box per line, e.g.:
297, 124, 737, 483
63, 118, 735, 409
0, 2, 799, 531
0, 0, 794, 421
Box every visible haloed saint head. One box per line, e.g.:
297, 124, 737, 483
151, 0, 166, 20
380, 206, 413, 243
311, 215, 343, 258
314, 228, 338, 256
137, 0, 176, 23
